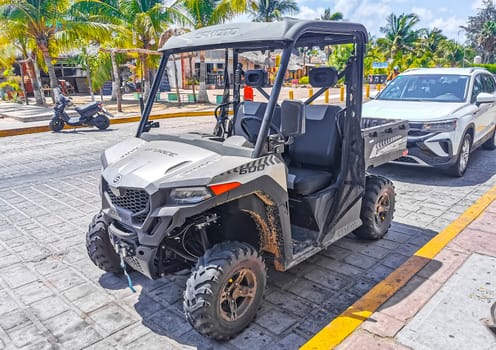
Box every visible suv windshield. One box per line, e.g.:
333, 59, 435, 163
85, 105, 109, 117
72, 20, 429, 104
377, 74, 469, 102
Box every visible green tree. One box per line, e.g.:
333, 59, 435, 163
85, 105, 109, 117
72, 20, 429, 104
463, 0, 496, 62
320, 8, 343, 21
117, 0, 187, 99
415, 27, 447, 66
0, 22, 45, 104
0, 0, 113, 102
380, 12, 421, 63
250, 0, 298, 22
477, 20, 496, 62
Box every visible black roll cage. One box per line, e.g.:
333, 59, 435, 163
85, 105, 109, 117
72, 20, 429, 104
136, 22, 367, 159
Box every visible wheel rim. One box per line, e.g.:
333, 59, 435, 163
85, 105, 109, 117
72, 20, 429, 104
53, 119, 63, 130
97, 116, 109, 128
219, 268, 257, 322
374, 192, 390, 227
459, 136, 470, 173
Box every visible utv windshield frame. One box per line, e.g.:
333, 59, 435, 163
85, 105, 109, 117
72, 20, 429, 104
137, 19, 368, 157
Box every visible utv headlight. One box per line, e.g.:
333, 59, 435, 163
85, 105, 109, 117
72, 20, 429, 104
169, 187, 212, 204
419, 119, 457, 132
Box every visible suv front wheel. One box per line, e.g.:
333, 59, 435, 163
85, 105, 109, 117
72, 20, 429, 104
448, 132, 471, 177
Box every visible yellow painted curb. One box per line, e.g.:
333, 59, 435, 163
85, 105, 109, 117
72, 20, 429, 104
302, 184, 496, 350
0, 110, 219, 138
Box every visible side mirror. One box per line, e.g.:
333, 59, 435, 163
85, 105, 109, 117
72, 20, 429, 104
280, 100, 305, 138
476, 92, 496, 106
244, 70, 267, 87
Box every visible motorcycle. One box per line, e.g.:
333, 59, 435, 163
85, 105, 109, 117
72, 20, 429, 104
121, 81, 141, 93
49, 94, 114, 132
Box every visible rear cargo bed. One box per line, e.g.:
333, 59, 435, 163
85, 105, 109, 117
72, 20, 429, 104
361, 118, 408, 168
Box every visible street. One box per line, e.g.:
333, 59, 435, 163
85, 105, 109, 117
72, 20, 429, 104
0, 118, 495, 350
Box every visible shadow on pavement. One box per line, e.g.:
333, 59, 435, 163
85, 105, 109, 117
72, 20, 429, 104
97, 221, 440, 349
54, 128, 116, 134
371, 148, 496, 187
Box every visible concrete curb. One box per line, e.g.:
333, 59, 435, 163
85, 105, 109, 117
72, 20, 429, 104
301, 184, 496, 350
0, 110, 216, 138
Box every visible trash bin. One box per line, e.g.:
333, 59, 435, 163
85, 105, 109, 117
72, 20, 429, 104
215, 95, 223, 104
168, 93, 178, 102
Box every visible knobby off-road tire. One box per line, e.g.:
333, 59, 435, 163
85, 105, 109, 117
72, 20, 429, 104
49, 118, 64, 132
183, 241, 266, 340
482, 127, 496, 150
355, 175, 395, 240
448, 132, 471, 177
86, 212, 122, 274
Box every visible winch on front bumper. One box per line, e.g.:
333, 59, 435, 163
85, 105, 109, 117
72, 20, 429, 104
108, 222, 159, 279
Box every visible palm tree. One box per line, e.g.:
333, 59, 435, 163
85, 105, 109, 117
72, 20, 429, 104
183, 0, 250, 103
416, 27, 447, 66
78, 0, 188, 106
380, 12, 421, 61
250, 0, 298, 22
117, 0, 188, 100
0, 0, 114, 102
0, 21, 45, 104
320, 8, 343, 21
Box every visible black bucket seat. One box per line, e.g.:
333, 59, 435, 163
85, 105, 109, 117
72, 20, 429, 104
287, 104, 342, 195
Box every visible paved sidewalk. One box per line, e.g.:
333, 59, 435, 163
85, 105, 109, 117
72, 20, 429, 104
318, 186, 496, 350
0, 85, 363, 133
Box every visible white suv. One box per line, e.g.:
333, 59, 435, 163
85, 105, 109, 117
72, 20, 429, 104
363, 68, 496, 176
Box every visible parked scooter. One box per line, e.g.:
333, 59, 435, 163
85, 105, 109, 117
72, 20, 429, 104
49, 94, 114, 132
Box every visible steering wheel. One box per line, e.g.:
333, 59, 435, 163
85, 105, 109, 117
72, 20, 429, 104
240, 116, 280, 143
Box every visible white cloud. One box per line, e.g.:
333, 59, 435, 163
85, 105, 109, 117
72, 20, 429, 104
297, 5, 323, 20
471, 0, 484, 9
350, 0, 393, 36
430, 16, 466, 40
411, 7, 433, 21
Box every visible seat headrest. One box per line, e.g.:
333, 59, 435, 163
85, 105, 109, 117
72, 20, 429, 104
245, 70, 267, 87
309, 67, 338, 88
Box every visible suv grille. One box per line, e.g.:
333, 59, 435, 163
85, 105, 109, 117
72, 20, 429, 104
105, 184, 150, 224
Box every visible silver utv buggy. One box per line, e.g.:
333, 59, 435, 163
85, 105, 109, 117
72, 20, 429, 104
86, 19, 408, 339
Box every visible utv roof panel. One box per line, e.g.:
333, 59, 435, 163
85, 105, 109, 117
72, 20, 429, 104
160, 19, 368, 53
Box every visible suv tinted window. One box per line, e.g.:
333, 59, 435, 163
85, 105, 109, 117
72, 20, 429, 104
471, 75, 484, 103
482, 74, 496, 93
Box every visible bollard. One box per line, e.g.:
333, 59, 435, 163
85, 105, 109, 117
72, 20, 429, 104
366, 84, 370, 98
308, 88, 313, 104
244, 86, 254, 101
289, 90, 294, 100
340, 86, 345, 102
376, 84, 382, 92
324, 89, 329, 103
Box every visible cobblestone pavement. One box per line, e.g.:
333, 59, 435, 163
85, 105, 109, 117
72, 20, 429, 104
0, 118, 495, 350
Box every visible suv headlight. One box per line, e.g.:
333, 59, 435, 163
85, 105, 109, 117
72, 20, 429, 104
169, 187, 212, 204
419, 119, 457, 132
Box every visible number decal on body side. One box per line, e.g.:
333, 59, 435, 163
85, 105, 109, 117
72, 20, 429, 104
220, 155, 281, 176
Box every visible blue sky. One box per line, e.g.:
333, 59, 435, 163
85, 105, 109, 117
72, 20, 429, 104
233, 0, 486, 41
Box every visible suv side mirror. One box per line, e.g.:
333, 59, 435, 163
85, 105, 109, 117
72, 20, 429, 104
476, 92, 496, 106
280, 100, 305, 138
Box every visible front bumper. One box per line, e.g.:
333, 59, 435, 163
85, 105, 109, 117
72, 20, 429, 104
392, 132, 457, 168
108, 222, 158, 279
